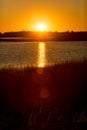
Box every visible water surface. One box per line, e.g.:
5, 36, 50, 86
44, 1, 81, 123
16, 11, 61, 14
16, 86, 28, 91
0, 41, 87, 68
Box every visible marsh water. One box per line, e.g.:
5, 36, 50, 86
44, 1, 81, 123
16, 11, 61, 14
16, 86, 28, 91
0, 41, 87, 68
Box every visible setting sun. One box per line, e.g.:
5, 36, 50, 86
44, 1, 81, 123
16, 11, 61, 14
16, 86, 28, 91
38, 24, 46, 32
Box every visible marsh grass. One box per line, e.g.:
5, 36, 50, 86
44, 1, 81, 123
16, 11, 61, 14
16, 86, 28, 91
0, 60, 87, 129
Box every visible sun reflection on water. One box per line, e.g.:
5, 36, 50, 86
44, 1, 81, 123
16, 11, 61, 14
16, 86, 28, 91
38, 42, 46, 68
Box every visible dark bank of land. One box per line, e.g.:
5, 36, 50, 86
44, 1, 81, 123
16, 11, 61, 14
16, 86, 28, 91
0, 60, 87, 129
0, 31, 87, 41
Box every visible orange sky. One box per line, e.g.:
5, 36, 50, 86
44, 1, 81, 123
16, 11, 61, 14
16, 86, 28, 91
0, 0, 87, 32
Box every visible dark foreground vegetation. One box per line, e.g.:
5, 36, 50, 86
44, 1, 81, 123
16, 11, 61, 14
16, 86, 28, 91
0, 31, 87, 41
0, 60, 87, 129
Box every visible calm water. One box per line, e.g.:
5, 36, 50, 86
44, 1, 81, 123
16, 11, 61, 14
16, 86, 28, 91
0, 41, 87, 68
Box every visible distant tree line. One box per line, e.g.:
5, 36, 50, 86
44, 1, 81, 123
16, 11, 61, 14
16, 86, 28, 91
0, 31, 87, 41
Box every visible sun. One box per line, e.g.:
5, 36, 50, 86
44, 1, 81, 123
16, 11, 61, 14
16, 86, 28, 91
38, 24, 46, 32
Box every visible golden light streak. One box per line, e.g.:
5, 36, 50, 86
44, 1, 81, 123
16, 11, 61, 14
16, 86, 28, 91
37, 42, 46, 68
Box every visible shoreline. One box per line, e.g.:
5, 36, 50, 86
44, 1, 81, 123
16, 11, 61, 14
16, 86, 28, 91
0, 38, 87, 42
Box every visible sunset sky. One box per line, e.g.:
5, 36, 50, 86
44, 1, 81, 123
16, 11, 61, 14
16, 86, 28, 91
0, 0, 87, 32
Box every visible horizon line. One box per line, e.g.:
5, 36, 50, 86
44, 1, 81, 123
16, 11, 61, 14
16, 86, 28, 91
1, 30, 87, 34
